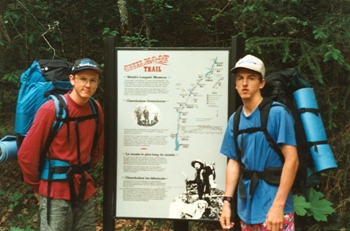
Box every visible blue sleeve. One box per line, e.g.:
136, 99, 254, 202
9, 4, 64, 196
269, 105, 296, 146
220, 113, 238, 160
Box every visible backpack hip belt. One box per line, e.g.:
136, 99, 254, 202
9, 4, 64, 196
239, 167, 282, 199
41, 158, 91, 181
41, 158, 91, 204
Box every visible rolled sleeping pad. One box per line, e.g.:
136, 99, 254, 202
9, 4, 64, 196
293, 88, 337, 172
310, 143, 337, 172
0, 135, 18, 163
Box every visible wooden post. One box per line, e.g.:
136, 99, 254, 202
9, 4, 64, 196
173, 220, 189, 231
229, 36, 245, 231
229, 36, 245, 115
103, 36, 117, 231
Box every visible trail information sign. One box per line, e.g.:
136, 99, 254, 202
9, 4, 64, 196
115, 49, 230, 220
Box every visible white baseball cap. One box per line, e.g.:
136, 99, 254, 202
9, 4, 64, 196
230, 54, 265, 78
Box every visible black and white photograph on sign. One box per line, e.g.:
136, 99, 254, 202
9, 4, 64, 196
116, 49, 229, 220
133, 103, 160, 127
168, 159, 224, 220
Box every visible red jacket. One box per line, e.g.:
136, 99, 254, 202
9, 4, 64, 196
18, 93, 104, 200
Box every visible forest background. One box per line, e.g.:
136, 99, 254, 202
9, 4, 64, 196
0, 0, 350, 230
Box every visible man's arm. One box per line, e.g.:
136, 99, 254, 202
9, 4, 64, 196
265, 144, 299, 231
17, 105, 56, 194
90, 101, 105, 168
220, 158, 240, 230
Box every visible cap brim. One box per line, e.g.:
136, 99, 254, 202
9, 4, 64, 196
230, 66, 239, 73
230, 66, 263, 77
72, 67, 103, 74
230, 66, 251, 74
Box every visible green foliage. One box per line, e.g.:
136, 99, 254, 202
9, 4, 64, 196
145, 219, 165, 229
8, 191, 24, 209
307, 188, 336, 221
1, 70, 22, 86
0, 189, 24, 210
10, 226, 36, 231
293, 194, 311, 216
0, 125, 14, 138
0, 162, 40, 231
293, 188, 335, 222
102, 27, 120, 37
121, 32, 158, 47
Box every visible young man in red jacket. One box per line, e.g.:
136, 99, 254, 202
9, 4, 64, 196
18, 58, 105, 231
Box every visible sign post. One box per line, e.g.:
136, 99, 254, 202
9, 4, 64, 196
103, 36, 117, 231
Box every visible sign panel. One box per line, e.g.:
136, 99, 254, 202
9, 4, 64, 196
116, 49, 230, 220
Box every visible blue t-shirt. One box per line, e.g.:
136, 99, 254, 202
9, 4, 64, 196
220, 102, 296, 224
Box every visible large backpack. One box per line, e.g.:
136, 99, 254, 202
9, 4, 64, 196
15, 60, 73, 147
233, 70, 336, 198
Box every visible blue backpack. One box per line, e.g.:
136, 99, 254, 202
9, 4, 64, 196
15, 60, 73, 146
15, 59, 99, 172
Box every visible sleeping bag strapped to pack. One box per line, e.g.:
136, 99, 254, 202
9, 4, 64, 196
14, 60, 72, 147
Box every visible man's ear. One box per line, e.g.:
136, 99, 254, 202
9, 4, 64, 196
69, 74, 75, 85
259, 78, 266, 89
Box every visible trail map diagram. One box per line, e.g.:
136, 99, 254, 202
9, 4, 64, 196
171, 57, 226, 151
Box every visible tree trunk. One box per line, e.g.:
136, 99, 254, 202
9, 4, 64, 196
140, 1, 151, 47
118, 0, 132, 47
0, 14, 11, 42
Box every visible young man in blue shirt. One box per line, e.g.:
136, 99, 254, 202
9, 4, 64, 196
219, 55, 299, 231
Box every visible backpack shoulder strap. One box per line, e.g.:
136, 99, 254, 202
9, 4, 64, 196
258, 98, 273, 131
39, 94, 68, 172
259, 98, 285, 162
50, 94, 68, 130
88, 98, 100, 152
88, 97, 98, 120
233, 105, 243, 162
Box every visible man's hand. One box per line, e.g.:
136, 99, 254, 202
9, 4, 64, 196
219, 202, 234, 230
265, 205, 284, 231
264, 144, 298, 230
34, 193, 40, 205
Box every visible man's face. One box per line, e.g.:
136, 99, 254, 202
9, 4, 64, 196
70, 69, 100, 100
235, 68, 265, 100
194, 163, 201, 169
